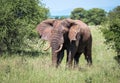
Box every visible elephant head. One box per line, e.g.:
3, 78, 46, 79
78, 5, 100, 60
36, 19, 67, 51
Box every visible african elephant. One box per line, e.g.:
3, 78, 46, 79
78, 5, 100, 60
36, 19, 92, 68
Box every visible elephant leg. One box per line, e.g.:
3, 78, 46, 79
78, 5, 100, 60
67, 51, 74, 68
84, 47, 92, 66
65, 49, 71, 69
67, 42, 77, 68
66, 49, 69, 64
57, 49, 64, 67
74, 52, 82, 68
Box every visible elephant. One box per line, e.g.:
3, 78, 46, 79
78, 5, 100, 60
36, 19, 92, 68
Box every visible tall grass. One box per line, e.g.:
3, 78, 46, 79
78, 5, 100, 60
0, 26, 120, 83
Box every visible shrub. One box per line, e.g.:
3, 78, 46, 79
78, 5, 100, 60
101, 6, 120, 55
0, 0, 49, 53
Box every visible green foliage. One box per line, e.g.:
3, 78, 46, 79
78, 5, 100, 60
101, 6, 120, 54
70, 8, 106, 25
54, 16, 59, 19
0, 0, 49, 52
87, 8, 106, 25
70, 8, 86, 20
59, 16, 67, 19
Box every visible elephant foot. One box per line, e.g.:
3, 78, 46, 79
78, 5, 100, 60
86, 62, 92, 67
65, 64, 73, 70
51, 63, 58, 68
73, 64, 79, 69
73, 66, 80, 71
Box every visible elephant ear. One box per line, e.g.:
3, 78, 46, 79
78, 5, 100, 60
64, 19, 80, 41
36, 19, 55, 41
69, 25, 80, 41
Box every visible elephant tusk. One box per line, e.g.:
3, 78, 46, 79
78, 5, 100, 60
43, 43, 51, 51
55, 44, 63, 53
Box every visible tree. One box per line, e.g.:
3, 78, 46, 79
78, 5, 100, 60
70, 8, 106, 25
101, 6, 120, 55
70, 8, 87, 20
0, 0, 49, 53
59, 16, 68, 19
54, 16, 60, 19
87, 8, 106, 25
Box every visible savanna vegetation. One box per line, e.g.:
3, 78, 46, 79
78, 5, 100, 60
0, 27, 120, 83
0, 0, 120, 83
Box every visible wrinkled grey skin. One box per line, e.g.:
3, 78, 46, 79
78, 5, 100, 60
36, 19, 92, 68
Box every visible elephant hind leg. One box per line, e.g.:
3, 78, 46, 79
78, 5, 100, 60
84, 47, 92, 66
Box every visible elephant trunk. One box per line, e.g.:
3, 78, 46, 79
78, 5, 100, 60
51, 31, 64, 52
51, 41, 60, 67
50, 32, 64, 67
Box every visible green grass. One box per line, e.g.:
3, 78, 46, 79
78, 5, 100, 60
0, 26, 120, 83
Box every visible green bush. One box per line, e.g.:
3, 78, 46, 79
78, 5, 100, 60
101, 6, 120, 55
0, 0, 49, 53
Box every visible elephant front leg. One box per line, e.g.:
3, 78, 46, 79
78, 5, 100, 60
57, 49, 64, 67
74, 52, 82, 68
66, 41, 77, 69
66, 51, 74, 68
67, 49, 76, 68
52, 50, 64, 68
